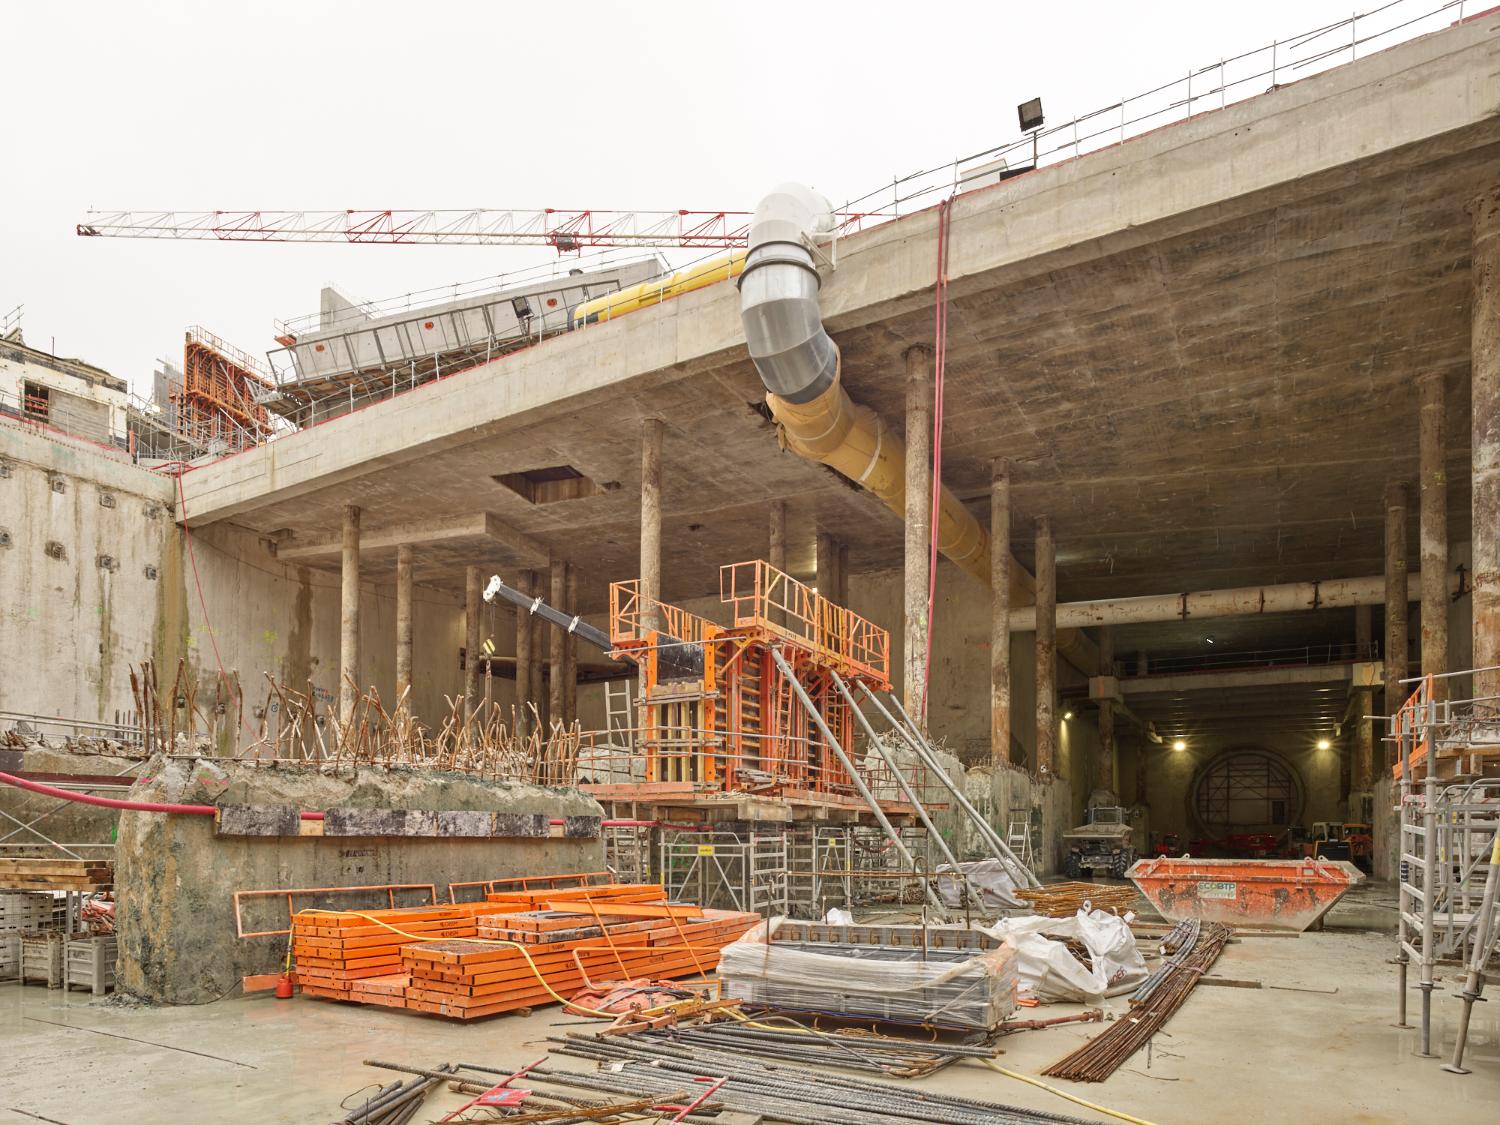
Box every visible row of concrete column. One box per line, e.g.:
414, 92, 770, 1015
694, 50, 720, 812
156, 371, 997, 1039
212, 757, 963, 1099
902, 203, 1500, 787
335, 188, 1500, 777
334, 503, 580, 733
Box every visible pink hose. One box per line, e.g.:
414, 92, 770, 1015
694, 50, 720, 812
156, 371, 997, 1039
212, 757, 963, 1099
0, 770, 659, 828
0, 769, 323, 819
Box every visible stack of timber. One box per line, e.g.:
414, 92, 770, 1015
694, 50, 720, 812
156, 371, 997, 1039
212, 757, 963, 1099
1015, 881, 1138, 918
0, 859, 112, 892
291, 883, 757, 1022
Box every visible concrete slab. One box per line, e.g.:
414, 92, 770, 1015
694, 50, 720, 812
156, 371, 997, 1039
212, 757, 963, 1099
166, 18, 1500, 607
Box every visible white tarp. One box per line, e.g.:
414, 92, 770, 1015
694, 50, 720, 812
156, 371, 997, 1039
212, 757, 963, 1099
985, 907, 1147, 1002
935, 858, 1026, 910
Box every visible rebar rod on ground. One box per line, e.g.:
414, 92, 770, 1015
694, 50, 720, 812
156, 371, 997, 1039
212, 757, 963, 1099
547, 1034, 1101, 1125
1043, 922, 1232, 1082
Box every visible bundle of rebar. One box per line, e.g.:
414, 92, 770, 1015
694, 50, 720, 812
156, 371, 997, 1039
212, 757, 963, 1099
1130, 917, 1200, 1004
1042, 920, 1232, 1082
233, 671, 582, 782
547, 1034, 1103, 1125
1014, 881, 1138, 918
628, 1020, 997, 1077
354, 1060, 689, 1124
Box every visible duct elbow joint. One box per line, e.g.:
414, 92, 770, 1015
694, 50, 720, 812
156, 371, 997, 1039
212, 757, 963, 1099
739, 184, 839, 405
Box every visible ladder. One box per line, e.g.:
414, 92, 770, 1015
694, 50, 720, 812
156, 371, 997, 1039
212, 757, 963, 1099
603, 679, 634, 748
1006, 812, 1035, 869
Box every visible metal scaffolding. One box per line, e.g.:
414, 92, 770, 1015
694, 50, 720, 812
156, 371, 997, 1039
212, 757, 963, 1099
1391, 668, 1500, 1069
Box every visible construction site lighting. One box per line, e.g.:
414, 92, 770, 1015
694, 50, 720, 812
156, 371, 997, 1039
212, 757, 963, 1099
1063, 710, 1074, 721
1017, 97, 1044, 132
1172, 739, 1187, 752
1317, 738, 1332, 750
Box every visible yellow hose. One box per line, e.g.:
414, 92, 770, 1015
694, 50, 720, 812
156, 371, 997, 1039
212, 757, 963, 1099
983, 1060, 1160, 1125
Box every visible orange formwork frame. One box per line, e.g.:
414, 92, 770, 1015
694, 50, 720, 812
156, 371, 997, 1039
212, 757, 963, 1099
234, 882, 437, 939
606, 560, 892, 799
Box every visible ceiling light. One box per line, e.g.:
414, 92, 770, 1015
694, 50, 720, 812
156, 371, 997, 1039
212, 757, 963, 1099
1205, 636, 1215, 645
1172, 739, 1187, 752
1317, 738, 1332, 750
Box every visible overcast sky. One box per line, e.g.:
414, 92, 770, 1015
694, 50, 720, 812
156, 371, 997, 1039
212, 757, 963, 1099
1, 0, 1445, 395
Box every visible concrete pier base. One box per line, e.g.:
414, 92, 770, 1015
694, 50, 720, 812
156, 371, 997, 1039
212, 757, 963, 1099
113, 757, 603, 1005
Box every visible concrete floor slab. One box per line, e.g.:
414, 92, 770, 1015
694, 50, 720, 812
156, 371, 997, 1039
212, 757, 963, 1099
2, 926, 1497, 1123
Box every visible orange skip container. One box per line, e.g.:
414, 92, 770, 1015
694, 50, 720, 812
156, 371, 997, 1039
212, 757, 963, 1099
1126, 856, 1365, 932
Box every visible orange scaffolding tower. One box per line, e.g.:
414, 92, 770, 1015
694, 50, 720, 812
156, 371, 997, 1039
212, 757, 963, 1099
605, 560, 891, 799
174, 326, 276, 451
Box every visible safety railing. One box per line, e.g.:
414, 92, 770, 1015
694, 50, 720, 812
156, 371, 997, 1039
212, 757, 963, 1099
1140, 641, 1380, 676
840, 0, 1480, 221
0, 711, 145, 750
570, 723, 947, 810
274, 254, 660, 339
1390, 667, 1500, 779
719, 560, 889, 684
608, 579, 720, 648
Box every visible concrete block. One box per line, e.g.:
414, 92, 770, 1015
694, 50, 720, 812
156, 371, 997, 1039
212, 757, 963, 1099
493, 813, 549, 838
214, 805, 300, 837
435, 810, 494, 838
324, 808, 440, 837
1088, 675, 1121, 702
563, 815, 602, 838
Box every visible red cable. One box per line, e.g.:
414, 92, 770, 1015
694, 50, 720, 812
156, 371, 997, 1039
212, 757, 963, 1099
0, 770, 655, 828
0, 768, 321, 819
919, 198, 953, 722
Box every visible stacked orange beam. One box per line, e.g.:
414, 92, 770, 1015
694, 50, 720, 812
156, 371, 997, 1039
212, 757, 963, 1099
292, 903, 514, 1004
289, 884, 758, 1021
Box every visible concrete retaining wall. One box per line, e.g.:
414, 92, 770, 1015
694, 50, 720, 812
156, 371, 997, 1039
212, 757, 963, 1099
114, 757, 604, 1004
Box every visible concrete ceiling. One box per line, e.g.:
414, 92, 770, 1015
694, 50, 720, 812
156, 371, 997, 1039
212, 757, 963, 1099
242, 137, 1495, 629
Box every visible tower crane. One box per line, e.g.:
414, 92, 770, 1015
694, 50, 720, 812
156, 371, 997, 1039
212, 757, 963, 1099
75, 205, 876, 326
75, 206, 873, 252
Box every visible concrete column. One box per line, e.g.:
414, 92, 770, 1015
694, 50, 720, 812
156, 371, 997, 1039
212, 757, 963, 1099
816, 531, 837, 600
1352, 688, 1375, 795
903, 345, 933, 727
1098, 626, 1117, 796
531, 609, 547, 732
395, 543, 413, 708
1418, 371, 1449, 700
990, 459, 1012, 768
564, 565, 578, 727
464, 565, 482, 720
768, 501, 787, 572
1470, 187, 1500, 702
1355, 583, 1375, 791
767, 501, 787, 628
515, 568, 535, 731
1035, 515, 1056, 777
640, 417, 663, 633
1384, 481, 1410, 751
836, 541, 850, 608
339, 504, 360, 727
549, 557, 566, 726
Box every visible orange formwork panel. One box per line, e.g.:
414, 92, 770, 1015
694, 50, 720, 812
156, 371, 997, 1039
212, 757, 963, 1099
1127, 856, 1365, 932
